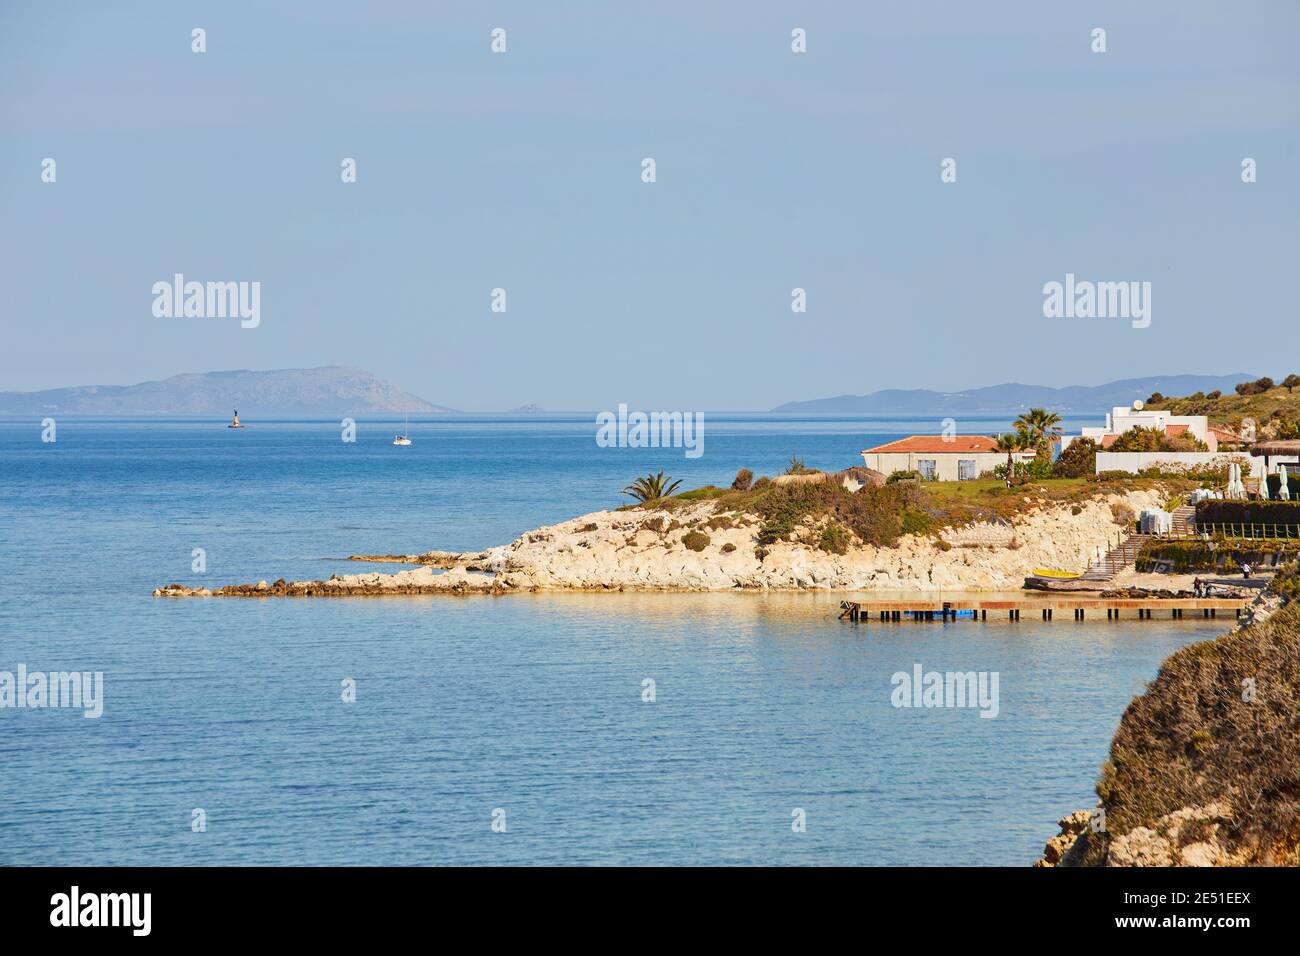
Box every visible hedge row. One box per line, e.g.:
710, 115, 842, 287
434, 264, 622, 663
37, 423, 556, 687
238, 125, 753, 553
1195, 499, 1300, 527
1136, 540, 1300, 573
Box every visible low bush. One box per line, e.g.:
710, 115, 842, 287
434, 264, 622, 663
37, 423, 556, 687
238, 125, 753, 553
681, 530, 710, 552
1054, 438, 1098, 478
993, 457, 1054, 481
900, 508, 933, 536
818, 523, 851, 555
1136, 541, 1300, 573
1080, 599, 1300, 865
1196, 499, 1300, 529
731, 468, 753, 491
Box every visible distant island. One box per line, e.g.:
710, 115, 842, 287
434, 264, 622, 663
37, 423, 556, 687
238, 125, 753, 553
0, 366, 457, 416
772, 374, 1258, 415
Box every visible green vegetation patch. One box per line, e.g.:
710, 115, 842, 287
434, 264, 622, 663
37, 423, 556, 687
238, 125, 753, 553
1080, 596, 1300, 865
1136, 540, 1300, 573
681, 530, 710, 552
1196, 499, 1300, 530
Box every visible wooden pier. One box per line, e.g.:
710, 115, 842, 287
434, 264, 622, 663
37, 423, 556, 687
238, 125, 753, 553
838, 596, 1251, 623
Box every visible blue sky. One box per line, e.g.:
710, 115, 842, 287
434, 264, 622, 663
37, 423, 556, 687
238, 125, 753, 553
2, 1, 1296, 410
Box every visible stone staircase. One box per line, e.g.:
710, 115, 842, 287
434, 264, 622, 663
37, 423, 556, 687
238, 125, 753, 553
1171, 504, 1196, 534
1082, 532, 1150, 581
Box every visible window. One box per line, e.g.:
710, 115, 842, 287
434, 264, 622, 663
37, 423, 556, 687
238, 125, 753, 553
958, 459, 977, 481
917, 459, 937, 480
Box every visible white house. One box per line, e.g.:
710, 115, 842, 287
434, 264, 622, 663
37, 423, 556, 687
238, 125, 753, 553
860, 436, 1035, 481
1060, 402, 1216, 453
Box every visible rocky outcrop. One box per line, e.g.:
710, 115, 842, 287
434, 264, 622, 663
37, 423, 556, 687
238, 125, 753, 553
1034, 810, 1094, 867
1040, 591, 1300, 867
1037, 804, 1244, 867
156, 487, 1166, 596
153, 567, 511, 597
348, 550, 462, 568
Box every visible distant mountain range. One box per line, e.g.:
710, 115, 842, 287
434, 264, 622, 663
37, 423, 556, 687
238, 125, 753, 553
772, 374, 1259, 415
0, 367, 455, 416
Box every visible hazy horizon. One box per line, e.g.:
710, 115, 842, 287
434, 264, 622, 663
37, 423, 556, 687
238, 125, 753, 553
3, 1, 1296, 410
0, 364, 1267, 416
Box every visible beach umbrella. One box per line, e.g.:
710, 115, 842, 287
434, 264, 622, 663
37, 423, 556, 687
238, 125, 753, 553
1259, 466, 1270, 499
1279, 464, 1291, 501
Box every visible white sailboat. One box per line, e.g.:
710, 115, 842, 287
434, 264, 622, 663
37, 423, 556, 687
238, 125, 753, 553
392, 415, 412, 446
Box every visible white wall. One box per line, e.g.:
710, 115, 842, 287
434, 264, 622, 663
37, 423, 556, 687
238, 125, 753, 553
861, 451, 1034, 481
1094, 451, 1262, 477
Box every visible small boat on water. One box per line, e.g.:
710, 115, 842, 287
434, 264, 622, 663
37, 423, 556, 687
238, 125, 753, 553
393, 415, 412, 446
227, 409, 245, 429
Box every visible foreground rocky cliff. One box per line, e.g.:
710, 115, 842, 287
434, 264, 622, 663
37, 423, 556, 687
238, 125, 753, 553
155, 486, 1164, 596
1039, 578, 1300, 866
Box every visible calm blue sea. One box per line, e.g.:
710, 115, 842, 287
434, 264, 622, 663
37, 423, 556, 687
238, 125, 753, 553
0, 415, 1217, 866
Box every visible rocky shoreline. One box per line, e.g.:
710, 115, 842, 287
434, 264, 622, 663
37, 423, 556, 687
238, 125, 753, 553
155, 487, 1165, 597
1036, 580, 1298, 867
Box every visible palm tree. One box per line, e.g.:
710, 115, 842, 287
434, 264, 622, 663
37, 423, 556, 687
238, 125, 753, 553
1014, 407, 1063, 457
995, 430, 1032, 484
622, 471, 682, 503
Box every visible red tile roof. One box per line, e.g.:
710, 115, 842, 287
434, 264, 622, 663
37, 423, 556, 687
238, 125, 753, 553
862, 435, 1000, 455
1164, 424, 1190, 437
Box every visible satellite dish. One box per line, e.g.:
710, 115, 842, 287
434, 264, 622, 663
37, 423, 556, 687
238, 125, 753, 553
1132, 399, 1144, 411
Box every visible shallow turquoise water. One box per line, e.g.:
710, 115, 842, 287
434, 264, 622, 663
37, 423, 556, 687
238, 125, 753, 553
0, 417, 1217, 865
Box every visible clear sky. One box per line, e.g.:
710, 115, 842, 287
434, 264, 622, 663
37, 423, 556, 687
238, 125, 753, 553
2, 1, 1296, 410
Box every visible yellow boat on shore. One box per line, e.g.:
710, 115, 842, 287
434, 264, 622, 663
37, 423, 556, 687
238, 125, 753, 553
1032, 569, 1081, 580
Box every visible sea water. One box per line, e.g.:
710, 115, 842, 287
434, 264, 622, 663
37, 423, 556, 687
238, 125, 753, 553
0, 416, 1219, 865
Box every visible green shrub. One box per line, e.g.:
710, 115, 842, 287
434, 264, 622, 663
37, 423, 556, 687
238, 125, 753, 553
1137, 541, 1300, 573
1235, 376, 1275, 396
720, 542, 737, 554
1270, 561, 1300, 597
993, 457, 1053, 481
886, 470, 919, 483
1196, 499, 1300, 530
1054, 438, 1098, 478
731, 468, 753, 491
785, 454, 817, 475
751, 478, 908, 549
900, 508, 933, 536
681, 530, 710, 552
1109, 426, 1164, 452
818, 523, 851, 555
673, 486, 726, 501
